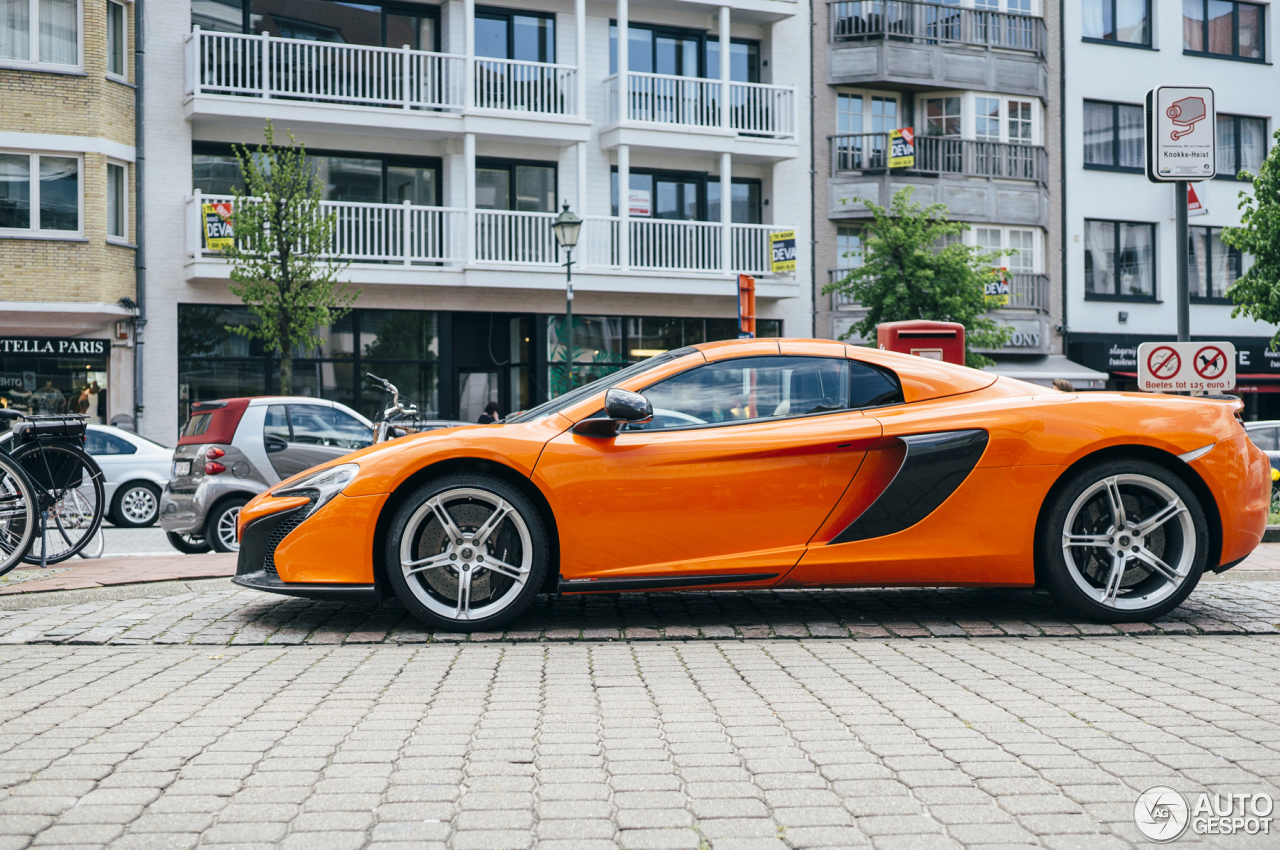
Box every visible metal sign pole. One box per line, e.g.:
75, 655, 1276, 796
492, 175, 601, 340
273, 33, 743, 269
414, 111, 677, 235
1176, 180, 1189, 343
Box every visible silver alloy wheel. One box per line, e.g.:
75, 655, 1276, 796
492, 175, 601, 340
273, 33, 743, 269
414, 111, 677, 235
1061, 473, 1196, 611
215, 506, 241, 552
398, 487, 532, 622
120, 486, 158, 524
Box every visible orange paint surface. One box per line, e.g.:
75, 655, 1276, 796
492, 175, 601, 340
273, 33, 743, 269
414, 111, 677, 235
1190, 433, 1269, 566
272, 492, 386, 584
534, 411, 883, 579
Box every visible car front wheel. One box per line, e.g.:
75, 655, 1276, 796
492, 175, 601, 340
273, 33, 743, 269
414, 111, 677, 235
166, 532, 211, 554
1040, 459, 1207, 623
386, 473, 548, 632
111, 482, 162, 528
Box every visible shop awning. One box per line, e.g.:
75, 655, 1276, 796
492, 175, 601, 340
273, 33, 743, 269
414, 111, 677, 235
982, 355, 1110, 390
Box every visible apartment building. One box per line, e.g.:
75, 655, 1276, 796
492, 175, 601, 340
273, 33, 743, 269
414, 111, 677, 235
814, 0, 1089, 385
1063, 0, 1279, 416
137, 0, 809, 436
0, 0, 138, 423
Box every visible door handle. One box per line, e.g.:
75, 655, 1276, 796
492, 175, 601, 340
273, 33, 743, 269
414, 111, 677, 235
264, 434, 288, 453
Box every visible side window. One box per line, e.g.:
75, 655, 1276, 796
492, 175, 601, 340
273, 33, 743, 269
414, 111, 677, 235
635, 357, 849, 431
288, 405, 336, 445
264, 405, 290, 441
85, 430, 136, 455
322, 407, 374, 450
1249, 428, 1277, 451
849, 361, 904, 408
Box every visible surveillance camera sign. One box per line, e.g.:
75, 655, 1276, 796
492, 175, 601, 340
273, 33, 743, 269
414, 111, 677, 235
1146, 86, 1216, 182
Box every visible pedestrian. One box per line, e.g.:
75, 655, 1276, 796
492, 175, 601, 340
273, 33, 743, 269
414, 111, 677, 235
478, 402, 501, 424
1052, 378, 1074, 392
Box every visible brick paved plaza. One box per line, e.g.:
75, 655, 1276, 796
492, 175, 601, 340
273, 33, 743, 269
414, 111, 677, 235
3, 577, 1280, 848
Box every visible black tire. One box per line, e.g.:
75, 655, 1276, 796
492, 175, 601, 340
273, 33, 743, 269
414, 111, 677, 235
205, 495, 249, 553
167, 531, 212, 554
386, 473, 548, 632
0, 453, 38, 577
110, 481, 162, 528
14, 441, 105, 565
1039, 458, 1208, 623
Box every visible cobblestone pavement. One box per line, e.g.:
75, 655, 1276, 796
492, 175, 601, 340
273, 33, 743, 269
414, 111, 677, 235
2, 639, 1280, 850
2, 579, 1280, 645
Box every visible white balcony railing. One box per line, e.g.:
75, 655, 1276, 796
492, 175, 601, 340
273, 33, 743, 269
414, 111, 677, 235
187, 193, 793, 277
605, 72, 797, 138
473, 57, 577, 115
187, 29, 581, 116
474, 210, 559, 265
187, 193, 466, 264
581, 217, 790, 276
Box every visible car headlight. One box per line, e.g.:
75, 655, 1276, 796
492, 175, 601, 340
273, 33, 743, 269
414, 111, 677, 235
273, 463, 359, 515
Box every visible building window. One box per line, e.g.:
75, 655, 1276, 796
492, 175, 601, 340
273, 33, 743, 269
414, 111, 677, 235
197, 0, 441, 50
1217, 114, 1267, 179
609, 23, 759, 83
837, 92, 898, 135
975, 227, 1036, 273
836, 225, 862, 270
1082, 0, 1150, 45
107, 161, 125, 239
106, 0, 124, 77
976, 97, 1001, 141
0, 0, 79, 66
924, 96, 962, 137
1083, 100, 1144, 171
192, 145, 442, 207
477, 159, 556, 213
1189, 225, 1243, 300
477, 6, 554, 63
1008, 101, 1033, 143
1085, 219, 1156, 299
609, 168, 761, 224
1183, 0, 1264, 61
0, 152, 80, 234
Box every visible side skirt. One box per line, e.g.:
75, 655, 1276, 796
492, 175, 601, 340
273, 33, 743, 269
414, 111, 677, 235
558, 573, 779, 594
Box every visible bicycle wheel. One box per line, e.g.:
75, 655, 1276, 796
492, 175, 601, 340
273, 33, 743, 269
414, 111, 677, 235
13, 441, 105, 565
0, 453, 38, 576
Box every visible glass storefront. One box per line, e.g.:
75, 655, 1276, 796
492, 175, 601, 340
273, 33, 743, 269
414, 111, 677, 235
0, 337, 111, 422
177, 305, 781, 429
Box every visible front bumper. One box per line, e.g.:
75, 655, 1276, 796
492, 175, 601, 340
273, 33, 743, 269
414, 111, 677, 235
234, 493, 382, 602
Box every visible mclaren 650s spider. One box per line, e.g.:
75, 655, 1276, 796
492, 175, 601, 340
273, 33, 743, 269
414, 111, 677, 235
234, 338, 1269, 631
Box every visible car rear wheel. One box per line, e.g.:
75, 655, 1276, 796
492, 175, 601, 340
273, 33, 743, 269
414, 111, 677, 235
111, 482, 161, 528
386, 474, 548, 632
205, 496, 248, 553
1040, 459, 1207, 622
166, 532, 211, 554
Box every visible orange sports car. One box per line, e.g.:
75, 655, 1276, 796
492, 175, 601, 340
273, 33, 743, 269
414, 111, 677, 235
234, 338, 1269, 630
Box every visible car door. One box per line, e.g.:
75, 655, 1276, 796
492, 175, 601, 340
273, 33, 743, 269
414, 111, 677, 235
534, 355, 885, 583
264, 404, 368, 480
84, 428, 139, 499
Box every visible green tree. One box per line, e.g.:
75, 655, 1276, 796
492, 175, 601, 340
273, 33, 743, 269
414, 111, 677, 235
217, 122, 357, 394
1223, 129, 1280, 345
823, 187, 1012, 368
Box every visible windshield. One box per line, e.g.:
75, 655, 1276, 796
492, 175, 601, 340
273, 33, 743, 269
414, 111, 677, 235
507, 347, 700, 423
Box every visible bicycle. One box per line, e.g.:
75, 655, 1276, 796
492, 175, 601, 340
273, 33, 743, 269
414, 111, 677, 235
366, 373, 425, 444
0, 410, 106, 574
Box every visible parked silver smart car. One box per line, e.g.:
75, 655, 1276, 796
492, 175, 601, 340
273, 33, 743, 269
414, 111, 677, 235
84, 425, 173, 527
160, 397, 375, 553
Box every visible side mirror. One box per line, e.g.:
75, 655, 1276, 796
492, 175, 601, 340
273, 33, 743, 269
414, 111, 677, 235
572, 388, 653, 438
605, 388, 653, 423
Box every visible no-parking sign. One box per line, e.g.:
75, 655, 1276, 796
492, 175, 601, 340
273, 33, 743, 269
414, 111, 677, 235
1137, 341, 1236, 392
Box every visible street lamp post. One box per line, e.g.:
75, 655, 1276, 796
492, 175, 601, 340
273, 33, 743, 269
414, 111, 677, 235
551, 202, 582, 395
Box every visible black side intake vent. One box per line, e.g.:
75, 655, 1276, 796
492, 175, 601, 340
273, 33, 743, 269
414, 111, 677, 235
830, 430, 989, 545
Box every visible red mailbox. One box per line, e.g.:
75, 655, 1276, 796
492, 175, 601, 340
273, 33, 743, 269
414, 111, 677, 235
876, 320, 965, 365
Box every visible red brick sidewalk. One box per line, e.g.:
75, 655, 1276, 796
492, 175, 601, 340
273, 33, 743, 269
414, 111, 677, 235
0, 553, 236, 595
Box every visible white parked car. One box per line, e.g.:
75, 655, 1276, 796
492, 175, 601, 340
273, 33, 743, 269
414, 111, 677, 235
84, 425, 173, 528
